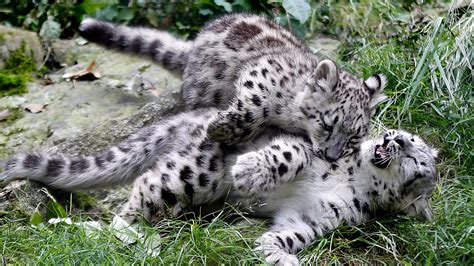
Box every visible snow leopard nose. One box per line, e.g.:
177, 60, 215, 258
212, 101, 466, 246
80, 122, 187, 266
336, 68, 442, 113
384, 135, 406, 148
324, 146, 342, 162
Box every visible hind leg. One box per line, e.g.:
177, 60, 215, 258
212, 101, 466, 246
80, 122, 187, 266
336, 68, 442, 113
117, 170, 167, 225
118, 169, 192, 225
117, 178, 148, 224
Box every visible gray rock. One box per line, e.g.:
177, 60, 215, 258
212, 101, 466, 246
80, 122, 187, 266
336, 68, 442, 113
0, 181, 49, 218
307, 35, 341, 60
0, 26, 44, 68
0, 39, 183, 217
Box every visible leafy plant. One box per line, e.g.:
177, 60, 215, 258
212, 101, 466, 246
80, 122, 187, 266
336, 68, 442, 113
0, 0, 314, 39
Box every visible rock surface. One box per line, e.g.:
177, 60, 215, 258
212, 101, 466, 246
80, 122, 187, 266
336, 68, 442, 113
0, 37, 183, 217
308, 35, 341, 60
0, 25, 44, 68
1, 40, 183, 158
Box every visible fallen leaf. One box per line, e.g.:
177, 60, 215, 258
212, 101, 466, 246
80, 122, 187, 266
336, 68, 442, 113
42, 75, 54, 86
110, 215, 142, 244
75, 37, 88, 46
141, 78, 160, 97
48, 217, 73, 225
46, 218, 103, 238
62, 60, 101, 81
22, 103, 47, 113
110, 215, 160, 257
0, 109, 11, 121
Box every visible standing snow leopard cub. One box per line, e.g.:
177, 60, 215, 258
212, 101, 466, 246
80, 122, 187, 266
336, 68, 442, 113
79, 13, 387, 162
0, 107, 438, 265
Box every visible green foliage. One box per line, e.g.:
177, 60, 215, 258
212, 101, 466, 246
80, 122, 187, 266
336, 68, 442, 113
0, 0, 86, 38
0, 42, 37, 97
1, 211, 264, 264
3, 43, 37, 74
0, 107, 23, 125
283, 0, 311, 24
0, 73, 28, 97
0, 0, 313, 39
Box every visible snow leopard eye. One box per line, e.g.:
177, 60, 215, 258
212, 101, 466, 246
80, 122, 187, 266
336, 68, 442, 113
323, 123, 333, 131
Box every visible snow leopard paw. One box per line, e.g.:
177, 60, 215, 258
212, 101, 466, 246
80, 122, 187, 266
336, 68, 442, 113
232, 152, 274, 196
256, 233, 300, 266
272, 253, 300, 266
207, 111, 247, 146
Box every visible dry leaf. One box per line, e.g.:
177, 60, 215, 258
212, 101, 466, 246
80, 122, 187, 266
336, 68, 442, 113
142, 78, 160, 97
42, 75, 54, 86
62, 60, 101, 80
75, 37, 88, 46
110, 215, 161, 257
23, 103, 47, 113
0, 109, 11, 121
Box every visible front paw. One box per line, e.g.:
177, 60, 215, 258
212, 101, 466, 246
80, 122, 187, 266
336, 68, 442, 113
272, 253, 299, 266
232, 152, 273, 196
256, 233, 300, 266
207, 122, 236, 145
207, 112, 245, 145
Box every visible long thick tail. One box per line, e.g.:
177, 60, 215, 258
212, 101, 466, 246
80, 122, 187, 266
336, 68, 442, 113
79, 18, 192, 75
0, 112, 198, 190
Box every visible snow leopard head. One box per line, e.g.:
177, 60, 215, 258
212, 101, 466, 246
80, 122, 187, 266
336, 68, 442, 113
364, 129, 438, 221
302, 59, 387, 162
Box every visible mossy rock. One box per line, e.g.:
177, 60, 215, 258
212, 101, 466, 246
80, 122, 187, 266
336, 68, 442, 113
0, 73, 28, 97
0, 39, 184, 215
0, 29, 40, 97
0, 26, 44, 68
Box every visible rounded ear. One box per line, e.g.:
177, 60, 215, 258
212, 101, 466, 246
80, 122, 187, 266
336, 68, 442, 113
364, 74, 387, 96
315, 59, 338, 90
365, 74, 388, 110
431, 148, 439, 158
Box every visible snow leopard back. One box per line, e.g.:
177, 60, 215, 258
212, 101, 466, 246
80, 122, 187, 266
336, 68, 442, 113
79, 14, 307, 109
182, 13, 307, 109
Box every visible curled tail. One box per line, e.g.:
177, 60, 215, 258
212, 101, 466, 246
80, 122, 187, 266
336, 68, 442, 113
0, 117, 180, 190
79, 18, 192, 75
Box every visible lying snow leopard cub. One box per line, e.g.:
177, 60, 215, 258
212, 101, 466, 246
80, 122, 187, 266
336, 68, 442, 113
242, 129, 438, 265
79, 13, 387, 162
1, 108, 437, 264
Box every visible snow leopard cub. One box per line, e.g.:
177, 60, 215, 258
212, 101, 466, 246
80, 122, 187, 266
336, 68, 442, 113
0, 108, 437, 265
240, 129, 438, 265
79, 13, 387, 162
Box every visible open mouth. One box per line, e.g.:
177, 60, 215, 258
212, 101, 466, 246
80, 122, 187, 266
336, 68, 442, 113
371, 144, 391, 169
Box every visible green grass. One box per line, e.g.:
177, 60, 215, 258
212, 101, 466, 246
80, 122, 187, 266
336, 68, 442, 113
1, 214, 264, 264
1, 1, 472, 264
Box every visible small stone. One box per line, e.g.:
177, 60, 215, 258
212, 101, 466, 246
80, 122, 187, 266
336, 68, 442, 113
0, 109, 10, 121
308, 35, 341, 59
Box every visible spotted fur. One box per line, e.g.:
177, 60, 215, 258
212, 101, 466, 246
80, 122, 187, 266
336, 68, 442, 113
239, 129, 438, 265
1, 110, 437, 264
79, 14, 387, 162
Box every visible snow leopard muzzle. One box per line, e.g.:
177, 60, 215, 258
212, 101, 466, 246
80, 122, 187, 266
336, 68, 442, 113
372, 135, 405, 169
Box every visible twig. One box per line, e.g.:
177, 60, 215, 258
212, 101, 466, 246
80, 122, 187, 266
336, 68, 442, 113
285, 9, 292, 32
38, 46, 51, 71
